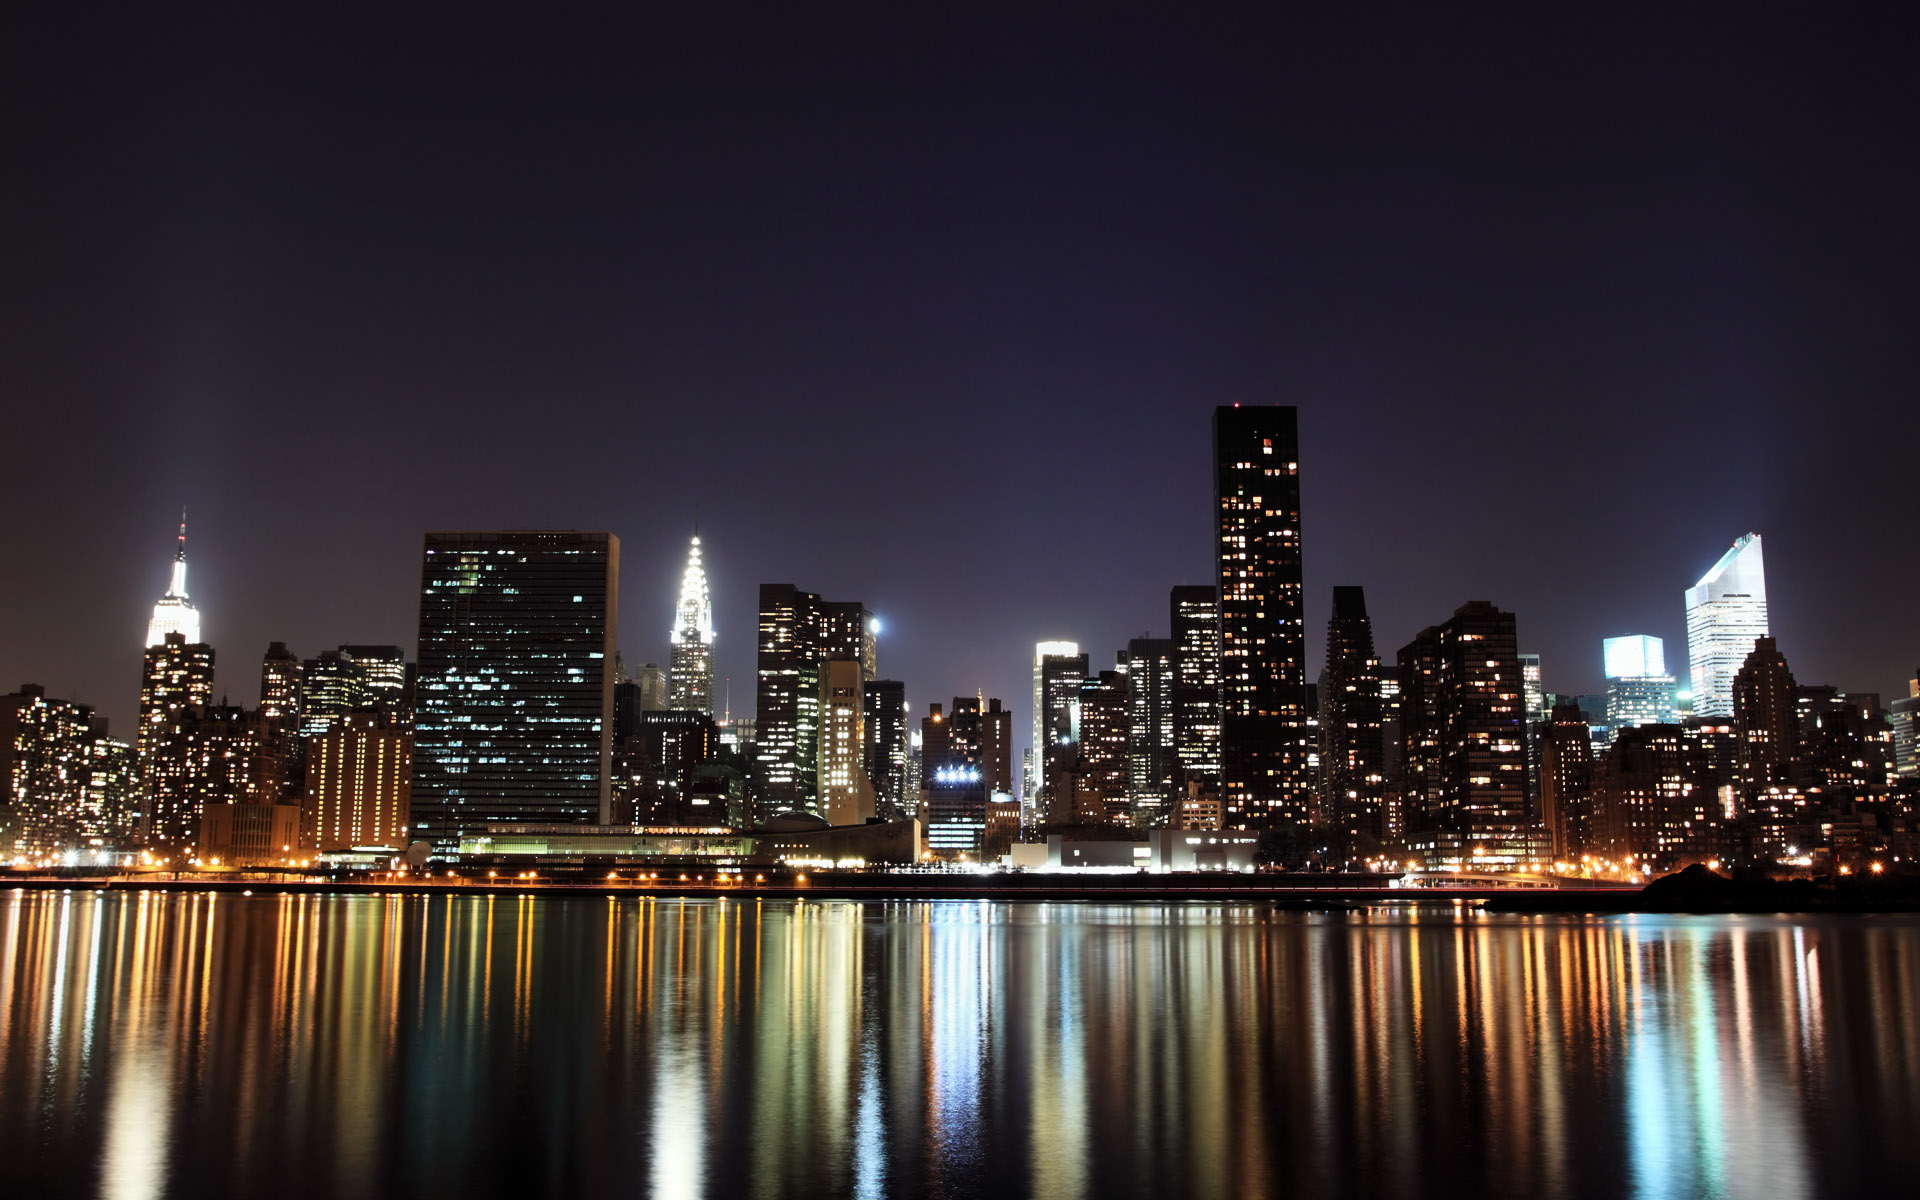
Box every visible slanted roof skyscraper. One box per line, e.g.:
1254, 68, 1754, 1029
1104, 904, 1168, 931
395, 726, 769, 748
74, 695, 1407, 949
1685, 533, 1769, 720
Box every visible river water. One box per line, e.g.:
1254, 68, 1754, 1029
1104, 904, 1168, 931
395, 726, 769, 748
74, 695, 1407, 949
1, 890, 1916, 1199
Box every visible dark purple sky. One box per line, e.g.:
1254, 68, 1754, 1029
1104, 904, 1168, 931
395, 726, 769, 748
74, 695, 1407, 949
4, 6, 1916, 749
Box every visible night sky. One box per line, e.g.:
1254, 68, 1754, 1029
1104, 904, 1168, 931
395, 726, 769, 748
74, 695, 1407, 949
4, 6, 1916, 750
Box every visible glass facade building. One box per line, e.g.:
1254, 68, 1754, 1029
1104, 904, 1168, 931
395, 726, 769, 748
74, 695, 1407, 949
1029, 641, 1079, 820
412, 531, 618, 852
1603, 634, 1680, 740
1685, 533, 1769, 720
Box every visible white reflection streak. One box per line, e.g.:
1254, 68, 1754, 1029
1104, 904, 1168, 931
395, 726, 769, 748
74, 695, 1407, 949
100, 1046, 169, 1200
853, 1029, 884, 1198
649, 1034, 706, 1200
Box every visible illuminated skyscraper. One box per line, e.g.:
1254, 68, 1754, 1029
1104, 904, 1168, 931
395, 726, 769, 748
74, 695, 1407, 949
1036, 649, 1088, 823
137, 632, 214, 770
1396, 602, 1532, 869
1170, 586, 1221, 792
1213, 405, 1309, 827
1077, 669, 1132, 825
1685, 533, 1769, 719
818, 659, 875, 826
669, 534, 715, 715
259, 642, 303, 725
0, 685, 95, 858
1893, 670, 1920, 779
1731, 636, 1797, 791
862, 680, 908, 818
1030, 640, 1079, 818
145, 511, 201, 648
756, 584, 868, 817
1603, 635, 1679, 738
412, 531, 619, 851
300, 650, 368, 738
1126, 637, 1176, 826
306, 712, 411, 852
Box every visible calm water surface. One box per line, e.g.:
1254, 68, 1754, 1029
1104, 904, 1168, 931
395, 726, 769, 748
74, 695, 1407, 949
2, 890, 1917, 1199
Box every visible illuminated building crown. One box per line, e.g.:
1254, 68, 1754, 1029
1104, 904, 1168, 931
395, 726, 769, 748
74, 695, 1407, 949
670, 535, 714, 647
146, 509, 201, 647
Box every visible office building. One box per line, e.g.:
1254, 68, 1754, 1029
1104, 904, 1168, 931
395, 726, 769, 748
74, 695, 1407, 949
300, 650, 368, 738
1893, 670, 1920, 779
1319, 587, 1386, 841
83, 724, 139, 847
148, 706, 297, 849
925, 763, 987, 859
1213, 405, 1309, 827
1170, 587, 1222, 795
862, 680, 908, 819
1685, 533, 1769, 719
306, 712, 411, 852
668, 534, 715, 715
617, 710, 719, 825
819, 659, 875, 826
338, 646, 409, 717
1036, 649, 1088, 823
136, 632, 215, 769
1396, 602, 1533, 869
980, 697, 1013, 796
1603, 635, 1680, 739
1030, 641, 1080, 818
0, 685, 94, 859
259, 642, 303, 724
1592, 723, 1719, 869
755, 585, 871, 817
1077, 670, 1132, 825
1126, 637, 1177, 826
413, 531, 619, 851
1538, 702, 1596, 859
633, 663, 669, 712
145, 512, 201, 648
1731, 636, 1798, 791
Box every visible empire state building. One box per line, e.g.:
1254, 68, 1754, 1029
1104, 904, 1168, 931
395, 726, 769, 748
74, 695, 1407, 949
146, 512, 201, 647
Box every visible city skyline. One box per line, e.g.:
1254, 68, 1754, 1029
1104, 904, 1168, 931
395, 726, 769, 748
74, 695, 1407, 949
2, 8, 1915, 764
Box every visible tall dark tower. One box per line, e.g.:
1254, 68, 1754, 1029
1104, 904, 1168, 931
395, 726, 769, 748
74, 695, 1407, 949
1212, 404, 1308, 827
412, 530, 619, 852
1320, 587, 1385, 840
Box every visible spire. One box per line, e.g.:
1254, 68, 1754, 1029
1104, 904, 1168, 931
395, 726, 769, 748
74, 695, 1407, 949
670, 530, 714, 647
147, 506, 202, 648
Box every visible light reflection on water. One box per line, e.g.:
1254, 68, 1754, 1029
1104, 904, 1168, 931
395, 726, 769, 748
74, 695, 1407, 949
1, 890, 1917, 1199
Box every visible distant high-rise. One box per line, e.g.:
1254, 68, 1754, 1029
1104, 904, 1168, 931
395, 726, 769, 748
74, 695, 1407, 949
1603, 635, 1680, 738
0, 685, 95, 858
1396, 602, 1533, 869
145, 511, 201, 648
633, 663, 669, 712
1077, 670, 1132, 825
1893, 670, 1920, 779
1538, 702, 1596, 859
300, 650, 368, 738
862, 680, 908, 818
1685, 533, 1769, 719
1169, 586, 1221, 792
1731, 636, 1797, 791
756, 585, 868, 817
818, 659, 875, 826
669, 534, 715, 715
259, 642, 303, 725
306, 712, 411, 852
1126, 637, 1176, 826
1319, 587, 1386, 840
1030, 641, 1079, 817
412, 531, 618, 851
338, 646, 409, 718
980, 697, 1013, 796
1213, 405, 1309, 827
1036, 649, 1088, 823
148, 705, 296, 850
137, 632, 214, 772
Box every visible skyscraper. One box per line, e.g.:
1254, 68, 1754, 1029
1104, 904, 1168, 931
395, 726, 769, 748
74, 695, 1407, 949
1538, 701, 1595, 859
0, 685, 95, 859
1319, 587, 1386, 841
259, 642, 303, 725
1077, 669, 1132, 825
819, 659, 875, 826
1893, 670, 1920, 779
1213, 405, 1308, 828
412, 531, 619, 851
137, 632, 214, 771
300, 650, 369, 738
862, 680, 908, 818
1170, 586, 1221, 793
306, 711, 411, 852
1030, 640, 1079, 818
1036, 649, 1088, 823
755, 585, 868, 817
1126, 637, 1176, 826
1602, 635, 1680, 738
1731, 636, 1797, 791
980, 697, 1013, 797
1685, 533, 1769, 719
669, 534, 715, 715
145, 511, 201, 648
1396, 602, 1533, 869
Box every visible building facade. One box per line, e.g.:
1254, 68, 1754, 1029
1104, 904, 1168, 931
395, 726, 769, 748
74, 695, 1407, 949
1685, 533, 1769, 719
306, 711, 411, 851
1213, 405, 1309, 828
755, 584, 869, 818
819, 659, 875, 826
1319, 586, 1386, 841
1170, 586, 1221, 796
1126, 637, 1176, 826
862, 680, 908, 819
412, 530, 619, 852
